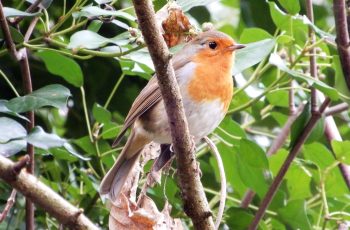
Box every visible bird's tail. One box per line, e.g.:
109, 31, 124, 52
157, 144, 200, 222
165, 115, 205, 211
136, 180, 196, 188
99, 131, 149, 201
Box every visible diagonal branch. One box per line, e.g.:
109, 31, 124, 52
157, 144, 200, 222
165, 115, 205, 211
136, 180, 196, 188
0, 155, 99, 230
131, 0, 214, 229
248, 98, 331, 229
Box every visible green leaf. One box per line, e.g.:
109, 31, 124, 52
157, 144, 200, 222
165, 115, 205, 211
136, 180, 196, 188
6, 84, 71, 113
215, 117, 246, 145
276, 34, 294, 44
278, 0, 300, 14
93, 103, 111, 123
237, 138, 270, 197
0, 100, 28, 121
266, 90, 289, 107
268, 2, 335, 41
233, 39, 275, 75
68, 30, 129, 49
87, 20, 103, 32
176, 0, 218, 12
101, 121, 120, 139
290, 103, 324, 147
0, 26, 24, 43
35, 50, 84, 87
285, 164, 312, 200
73, 6, 135, 21
26, 127, 66, 149
68, 30, 109, 49
63, 143, 91, 161
26, 0, 53, 9
278, 200, 312, 230
240, 28, 273, 43
331, 140, 350, 164
269, 53, 339, 100
333, 55, 350, 104
0, 117, 27, 143
303, 143, 349, 196
3, 7, 40, 17
226, 207, 268, 230
0, 140, 26, 157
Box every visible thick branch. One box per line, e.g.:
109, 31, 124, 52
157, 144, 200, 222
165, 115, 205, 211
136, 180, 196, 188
0, 155, 99, 230
333, 0, 350, 90
131, 1, 214, 229
249, 98, 331, 229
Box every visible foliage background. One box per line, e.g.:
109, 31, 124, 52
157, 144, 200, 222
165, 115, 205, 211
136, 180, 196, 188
0, 0, 350, 229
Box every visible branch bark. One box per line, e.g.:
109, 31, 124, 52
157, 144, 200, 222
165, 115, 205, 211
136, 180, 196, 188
0, 155, 99, 230
333, 0, 350, 90
131, 1, 214, 229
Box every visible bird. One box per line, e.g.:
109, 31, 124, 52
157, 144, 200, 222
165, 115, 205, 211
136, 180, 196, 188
100, 30, 245, 201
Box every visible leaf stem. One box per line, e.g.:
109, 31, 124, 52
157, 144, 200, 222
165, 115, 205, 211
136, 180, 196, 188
104, 73, 125, 109
80, 86, 93, 142
0, 69, 20, 97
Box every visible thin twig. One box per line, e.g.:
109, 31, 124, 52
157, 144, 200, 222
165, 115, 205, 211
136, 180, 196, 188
333, 0, 350, 90
325, 103, 349, 116
306, 0, 318, 113
131, 0, 214, 229
0, 189, 17, 223
248, 98, 331, 229
203, 137, 226, 230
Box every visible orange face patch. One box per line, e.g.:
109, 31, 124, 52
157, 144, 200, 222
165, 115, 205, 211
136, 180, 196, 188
187, 40, 234, 111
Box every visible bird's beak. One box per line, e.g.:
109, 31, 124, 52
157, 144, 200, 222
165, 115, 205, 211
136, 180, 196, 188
226, 44, 246, 51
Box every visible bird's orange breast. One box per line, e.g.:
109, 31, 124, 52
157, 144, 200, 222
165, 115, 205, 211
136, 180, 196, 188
187, 51, 234, 111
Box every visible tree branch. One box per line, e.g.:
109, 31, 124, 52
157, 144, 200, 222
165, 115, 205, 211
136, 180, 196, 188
240, 103, 305, 208
249, 98, 331, 229
306, 0, 318, 113
0, 189, 17, 223
0, 155, 99, 230
131, 0, 214, 229
333, 0, 350, 90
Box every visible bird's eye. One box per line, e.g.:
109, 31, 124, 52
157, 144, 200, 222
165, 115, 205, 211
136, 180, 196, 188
208, 41, 217, 49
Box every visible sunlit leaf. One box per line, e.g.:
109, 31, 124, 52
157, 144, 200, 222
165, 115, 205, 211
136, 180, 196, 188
0, 140, 26, 157
269, 53, 339, 100
3, 7, 40, 17
240, 28, 273, 43
233, 39, 275, 75
237, 138, 270, 197
26, 127, 66, 149
177, 0, 218, 12
0, 100, 28, 121
278, 0, 300, 14
73, 6, 135, 21
0, 117, 27, 143
331, 140, 350, 164
278, 200, 312, 230
6, 84, 71, 113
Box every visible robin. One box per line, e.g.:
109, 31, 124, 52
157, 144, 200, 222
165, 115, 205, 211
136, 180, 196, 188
100, 30, 245, 201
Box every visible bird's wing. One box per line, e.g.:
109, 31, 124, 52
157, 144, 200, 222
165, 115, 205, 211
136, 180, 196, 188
112, 50, 192, 147
112, 76, 161, 147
